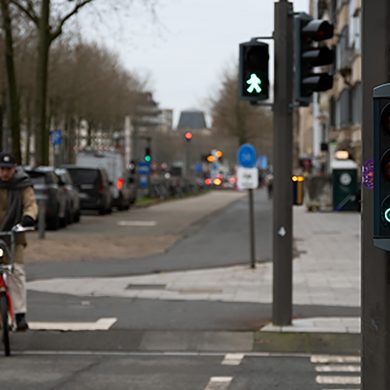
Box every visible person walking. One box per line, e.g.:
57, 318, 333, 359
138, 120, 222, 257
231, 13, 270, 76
0, 152, 37, 331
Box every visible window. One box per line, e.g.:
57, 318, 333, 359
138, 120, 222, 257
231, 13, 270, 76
329, 97, 336, 128
336, 89, 351, 128
337, 26, 352, 70
348, 0, 361, 53
351, 82, 362, 125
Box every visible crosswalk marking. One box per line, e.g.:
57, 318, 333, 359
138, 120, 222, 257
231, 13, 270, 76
221, 353, 244, 366
315, 365, 360, 372
204, 377, 232, 390
117, 220, 157, 227
316, 375, 361, 385
311, 355, 361, 389
311, 355, 361, 364
29, 317, 117, 331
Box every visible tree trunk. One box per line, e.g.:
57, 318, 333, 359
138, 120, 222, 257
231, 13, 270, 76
35, 0, 51, 165
24, 96, 32, 164
1, 0, 21, 162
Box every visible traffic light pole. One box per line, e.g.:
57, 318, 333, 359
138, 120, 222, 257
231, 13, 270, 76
272, 0, 294, 325
361, 1, 390, 389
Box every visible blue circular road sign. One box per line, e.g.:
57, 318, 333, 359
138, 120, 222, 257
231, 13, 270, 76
237, 143, 257, 168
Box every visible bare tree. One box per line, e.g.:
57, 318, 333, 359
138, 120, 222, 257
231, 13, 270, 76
9, 0, 96, 164
0, 0, 21, 161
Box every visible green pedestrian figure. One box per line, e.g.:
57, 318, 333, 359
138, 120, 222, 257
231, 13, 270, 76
246, 73, 262, 93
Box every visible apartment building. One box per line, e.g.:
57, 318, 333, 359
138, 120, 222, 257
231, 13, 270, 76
298, 0, 362, 170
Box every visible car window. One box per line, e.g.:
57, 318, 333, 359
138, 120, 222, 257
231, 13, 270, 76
29, 176, 45, 185
25, 171, 46, 185
67, 169, 100, 185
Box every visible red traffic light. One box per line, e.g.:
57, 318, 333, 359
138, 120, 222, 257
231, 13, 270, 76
302, 19, 334, 41
184, 131, 193, 141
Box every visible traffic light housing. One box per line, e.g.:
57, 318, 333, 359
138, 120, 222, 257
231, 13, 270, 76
144, 147, 151, 162
239, 39, 269, 102
374, 83, 390, 251
294, 12, 334, 105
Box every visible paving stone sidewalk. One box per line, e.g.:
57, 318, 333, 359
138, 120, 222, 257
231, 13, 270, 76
28, 199, 361, 334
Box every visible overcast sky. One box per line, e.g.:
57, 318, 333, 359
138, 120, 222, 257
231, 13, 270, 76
83, 0, 309, 127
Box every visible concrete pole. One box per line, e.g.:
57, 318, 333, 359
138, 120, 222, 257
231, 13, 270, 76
361, 1, 390, 389
272, 0, 294, 325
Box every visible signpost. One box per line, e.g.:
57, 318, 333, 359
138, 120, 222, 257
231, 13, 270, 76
137, 161, 151, 190
237, 144, 258, 268
50, 129, 62, 167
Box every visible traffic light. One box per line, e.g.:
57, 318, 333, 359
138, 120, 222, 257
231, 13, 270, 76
374, 83, 390, 251
239, 39, 269, 102
294, 12, 334, 105
184, 131, 193, 142
144, 147, 151, 162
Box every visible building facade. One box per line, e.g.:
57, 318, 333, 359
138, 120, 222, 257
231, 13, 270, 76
298, 0, 362, 171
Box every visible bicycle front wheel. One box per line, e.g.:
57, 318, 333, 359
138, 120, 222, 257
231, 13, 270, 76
0, 292, 10, 356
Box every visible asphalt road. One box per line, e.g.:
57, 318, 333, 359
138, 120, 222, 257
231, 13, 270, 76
27, 189, 272, 279
1, 189, 361, 388
0, 351, 360, 390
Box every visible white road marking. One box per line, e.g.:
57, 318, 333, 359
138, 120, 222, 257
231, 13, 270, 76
29, 317, 117, 331
311, 355, 361, 364
316, 375, 361, 385
221, 353, 244, 365
204, 377, 232, 390
315, 364, 360, 372
117, 220, 157, 227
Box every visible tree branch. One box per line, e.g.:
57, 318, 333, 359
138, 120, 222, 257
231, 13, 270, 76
9, 0, 39, 25
50, 0, 94, 42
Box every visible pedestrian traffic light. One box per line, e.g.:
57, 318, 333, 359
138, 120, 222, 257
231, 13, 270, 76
294, 12, 334, 105
239, 39, 269, 102
374, 83, 390, 251
144, 147, 151, 162
184, 131, 193, 142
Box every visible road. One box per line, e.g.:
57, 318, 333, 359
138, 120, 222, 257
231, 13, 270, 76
0, 189, 361, 389
1, 351, 360, 390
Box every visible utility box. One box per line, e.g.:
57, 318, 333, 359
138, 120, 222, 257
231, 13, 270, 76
331, 159, 359, 211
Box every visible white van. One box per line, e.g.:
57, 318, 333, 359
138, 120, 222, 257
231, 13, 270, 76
76, 150, 136, 210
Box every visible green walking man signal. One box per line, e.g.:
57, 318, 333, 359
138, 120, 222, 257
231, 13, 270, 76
239, 39, 269, 102
246, 73, 262, 94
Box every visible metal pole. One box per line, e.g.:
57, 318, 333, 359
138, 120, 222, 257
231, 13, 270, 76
249, 188, 256, 268
37, 196, 46, 239
185, 141, 191, 180
361, 1, 390, 389
272, 0, 294, 326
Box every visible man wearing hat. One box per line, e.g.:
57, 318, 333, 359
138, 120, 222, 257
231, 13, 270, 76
0, 152, 37, 331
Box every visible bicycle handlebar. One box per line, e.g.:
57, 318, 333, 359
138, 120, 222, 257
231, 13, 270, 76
12, 224, 35, 233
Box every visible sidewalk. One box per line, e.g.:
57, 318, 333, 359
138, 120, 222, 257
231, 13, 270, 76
28, 195, 361, 334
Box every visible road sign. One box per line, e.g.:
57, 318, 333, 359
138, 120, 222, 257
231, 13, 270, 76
237, 167, 258, 190
137, 161, 150, 175
50, 129, 62, 145
237, 143, 257, 168
137, 161, 150, 189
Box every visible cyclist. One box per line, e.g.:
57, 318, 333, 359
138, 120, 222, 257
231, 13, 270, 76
0, 152, 37, 331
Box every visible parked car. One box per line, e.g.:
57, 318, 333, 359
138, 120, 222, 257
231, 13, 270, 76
61, 165, 112, 214
23, 166, 68, 230
55, 168, 81, 223
76, 150, 136, 210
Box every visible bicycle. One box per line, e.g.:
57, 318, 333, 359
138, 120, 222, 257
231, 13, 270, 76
0, 224, 34, 356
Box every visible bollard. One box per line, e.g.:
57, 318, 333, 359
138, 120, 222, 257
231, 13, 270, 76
35, 194, 47, 239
